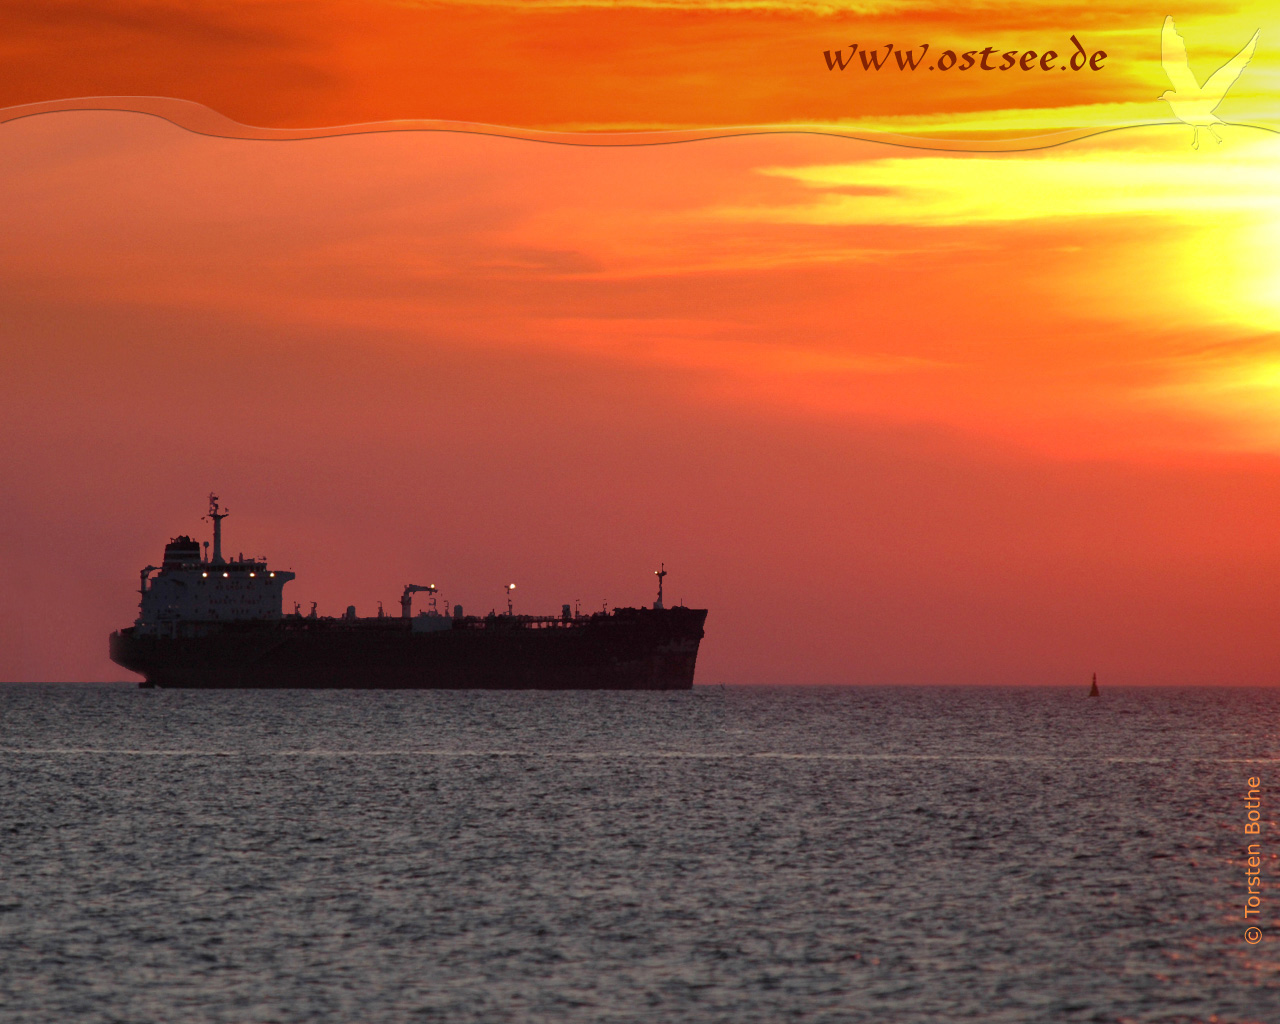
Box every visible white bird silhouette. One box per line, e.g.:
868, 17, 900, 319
1160, 16, 1259, 148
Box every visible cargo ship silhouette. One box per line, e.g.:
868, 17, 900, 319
110, 496, 706, 689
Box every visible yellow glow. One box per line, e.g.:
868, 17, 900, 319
745, 128, 1280, 228
730, 128, 1280, 338
1206, 209, 1280, 329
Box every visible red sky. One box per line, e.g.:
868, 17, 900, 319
1, 3, 1278, 683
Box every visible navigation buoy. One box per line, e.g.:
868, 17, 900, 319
1088, 672, 1100, 698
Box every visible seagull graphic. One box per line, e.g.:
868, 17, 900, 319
1160, 16, 1259, 148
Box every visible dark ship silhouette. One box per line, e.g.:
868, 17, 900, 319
110, 496, 707, 689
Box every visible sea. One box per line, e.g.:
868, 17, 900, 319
1, 684, 1277, 1024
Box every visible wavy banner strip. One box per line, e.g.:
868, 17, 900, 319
0, 97, 1199, 152
2, 4, 1274, 150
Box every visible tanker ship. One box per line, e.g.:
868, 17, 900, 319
109, 497, 707, 689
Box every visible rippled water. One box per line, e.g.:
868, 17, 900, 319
2, 684, 1277, 1023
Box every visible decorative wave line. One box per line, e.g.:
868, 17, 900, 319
7, 96, 1276, 152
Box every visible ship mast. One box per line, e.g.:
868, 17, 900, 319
654, 563, 667, 610
204, 493, 229, 565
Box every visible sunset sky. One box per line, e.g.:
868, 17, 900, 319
1, 1, 1278, 683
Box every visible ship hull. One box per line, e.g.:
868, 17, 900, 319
110, 608, 706, 690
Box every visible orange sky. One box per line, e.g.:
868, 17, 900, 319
3, 1, 1275, 133
1, 3, 1278, 683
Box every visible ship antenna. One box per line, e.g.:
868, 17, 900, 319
203, 493, 229, 566
506, 583, 516, 616
654, 563, 667, 610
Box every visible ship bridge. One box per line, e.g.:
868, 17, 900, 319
135, 495, 294, 635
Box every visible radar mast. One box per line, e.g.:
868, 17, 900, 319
203, 493, 229, 565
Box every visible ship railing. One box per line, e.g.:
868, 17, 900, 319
459, 615, 587, 630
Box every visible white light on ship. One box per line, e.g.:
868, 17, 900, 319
202, 572, 208, 578
249, 573, 255, 577
223, 572, 229, 578
269, 572, 275, 577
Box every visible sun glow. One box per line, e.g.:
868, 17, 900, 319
746, 127, 1280, 232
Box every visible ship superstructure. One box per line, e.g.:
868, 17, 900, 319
134, 496, 294, 636
111, 497, 706, 689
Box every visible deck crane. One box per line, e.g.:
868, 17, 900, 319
400, 584, 437, 619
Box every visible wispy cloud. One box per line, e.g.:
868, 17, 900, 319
740, 129, 1280, 226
